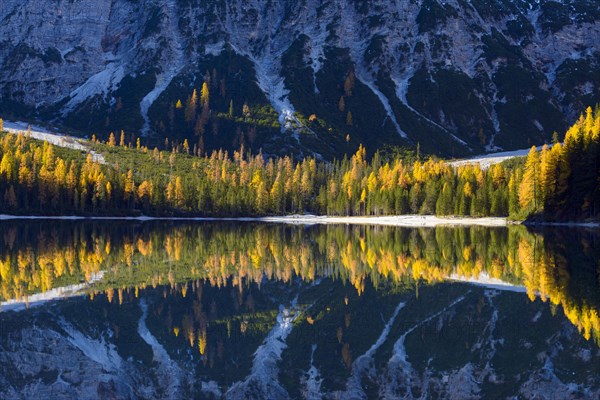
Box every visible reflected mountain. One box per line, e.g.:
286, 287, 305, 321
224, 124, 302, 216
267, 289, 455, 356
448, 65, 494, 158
0, 221, 599, 398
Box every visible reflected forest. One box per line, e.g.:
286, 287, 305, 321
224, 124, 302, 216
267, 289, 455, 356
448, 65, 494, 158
1, 222, 599, 346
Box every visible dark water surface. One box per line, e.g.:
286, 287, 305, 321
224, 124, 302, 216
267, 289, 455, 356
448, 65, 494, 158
0, 221, 599, 399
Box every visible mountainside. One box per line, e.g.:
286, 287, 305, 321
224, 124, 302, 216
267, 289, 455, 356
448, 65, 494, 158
2, 281, 600, 400
1, 0, 599, 159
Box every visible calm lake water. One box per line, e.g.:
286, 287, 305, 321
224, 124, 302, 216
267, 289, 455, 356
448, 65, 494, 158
0, 221, 599, 399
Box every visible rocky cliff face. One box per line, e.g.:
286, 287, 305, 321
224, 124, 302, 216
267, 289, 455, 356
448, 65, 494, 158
2, 282, 600, 400
1, 0, 599, 158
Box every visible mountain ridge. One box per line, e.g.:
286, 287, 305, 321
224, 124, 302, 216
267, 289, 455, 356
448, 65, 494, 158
1, 0, 599, 158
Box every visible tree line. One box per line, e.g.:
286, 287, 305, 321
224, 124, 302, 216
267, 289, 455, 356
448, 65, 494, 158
0, 106, 598, 220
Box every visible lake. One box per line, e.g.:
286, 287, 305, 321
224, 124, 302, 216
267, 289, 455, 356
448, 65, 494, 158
0, 221, 599, 399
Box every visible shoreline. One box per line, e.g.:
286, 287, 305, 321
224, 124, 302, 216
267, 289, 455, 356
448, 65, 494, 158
0, 271, 104, 313
1, 214, 510, 227
0, 271, 528, 314
1, 213, 597, 227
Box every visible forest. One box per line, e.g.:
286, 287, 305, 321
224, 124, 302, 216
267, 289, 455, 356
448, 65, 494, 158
0, 106, 598, 221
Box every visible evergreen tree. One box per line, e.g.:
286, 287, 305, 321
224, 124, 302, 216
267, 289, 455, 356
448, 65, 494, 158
344, 71, 355, 97
185, 89, 198, 122
200, 82, 210, 107
518, 147, 540, 212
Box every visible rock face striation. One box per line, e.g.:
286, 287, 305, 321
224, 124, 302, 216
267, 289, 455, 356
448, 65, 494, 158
2, 284, 600, 400
1, 0, 599, 157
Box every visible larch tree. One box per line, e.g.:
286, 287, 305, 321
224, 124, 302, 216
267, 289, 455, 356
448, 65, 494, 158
0, 151, 14, 179
124, 169, 135, 208
518, 146, 541, 211
174, 176, 185, 209
200, 82, 210, 107
539, 144, 557, 207
137, 180, 153, 211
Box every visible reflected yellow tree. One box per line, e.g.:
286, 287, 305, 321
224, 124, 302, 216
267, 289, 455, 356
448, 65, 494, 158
1, 222, 598, 345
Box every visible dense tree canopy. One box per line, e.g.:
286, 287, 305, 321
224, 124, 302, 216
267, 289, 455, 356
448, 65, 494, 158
0, 107, 598, 220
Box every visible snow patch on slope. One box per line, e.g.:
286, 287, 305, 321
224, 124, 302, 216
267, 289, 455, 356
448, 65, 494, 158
3, 120, 106, 164
486, 97, 503, 152
138, 300, 183, 399
449, 273, 526, 293
61, 319, 123, 372
449, 144, 556, 169
302, 344, 323, 400
200, 381, 222, 397
140, 0, 186, 137
225, 298, 299, 400
243, 49, 300, 139
392, 75, 469, 147
205, 41, 225, 56
336, 1, 408, 139
364, 80, 409, 139
305, 26, 327, 94
382, 293, 469, 398
62, 63, 125, 115
1, 271, 105, 313
222, 1, 304, 141
337, 301, 406, 399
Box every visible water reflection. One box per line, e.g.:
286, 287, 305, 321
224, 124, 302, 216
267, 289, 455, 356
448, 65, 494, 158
0, 221, 598, 344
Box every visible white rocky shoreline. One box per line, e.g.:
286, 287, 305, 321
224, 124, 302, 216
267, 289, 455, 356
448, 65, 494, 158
0, 214, 511, 227
3, 213, 598, 228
